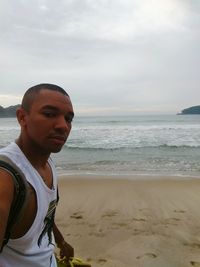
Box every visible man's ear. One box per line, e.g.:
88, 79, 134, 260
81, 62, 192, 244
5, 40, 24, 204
16, 107, 28, 127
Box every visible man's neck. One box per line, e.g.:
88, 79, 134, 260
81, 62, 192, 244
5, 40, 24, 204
15, 138, 50, 169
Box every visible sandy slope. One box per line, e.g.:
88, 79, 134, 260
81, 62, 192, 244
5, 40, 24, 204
56, 176, 200, 267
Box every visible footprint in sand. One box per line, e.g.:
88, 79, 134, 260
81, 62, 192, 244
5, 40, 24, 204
132, 217, 146, 222
184, 243, 200, 249
190, 261, 200, 266
162, 217, 180, 226
70, 212, 83, 219
109, 222, 129, 230
101, 211, 118, 218
112, 222, 128, 227
136, 253, 157, 260
97, 258, 107, 263
174, 209, 186, 213
132, 228, 147, 235
170, 217, 181, 221
89, 231, 105, 237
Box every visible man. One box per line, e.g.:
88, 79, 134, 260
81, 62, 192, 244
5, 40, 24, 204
0, 83, 74, 266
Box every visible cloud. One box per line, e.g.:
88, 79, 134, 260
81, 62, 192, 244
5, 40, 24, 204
0, 94, 21, 107
0, 0, 199, 114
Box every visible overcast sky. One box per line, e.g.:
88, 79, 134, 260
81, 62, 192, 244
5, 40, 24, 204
0, 0, 199, 115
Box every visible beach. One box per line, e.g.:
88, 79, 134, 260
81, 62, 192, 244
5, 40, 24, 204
56, 176, 200, 267
1, 116, 200, 266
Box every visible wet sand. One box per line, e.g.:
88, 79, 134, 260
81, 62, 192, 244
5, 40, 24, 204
56, 175, 200, 267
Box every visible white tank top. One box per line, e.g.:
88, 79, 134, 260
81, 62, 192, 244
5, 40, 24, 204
0, 142, 58, 267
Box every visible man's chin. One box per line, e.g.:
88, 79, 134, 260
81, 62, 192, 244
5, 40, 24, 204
50, 146, 64, 153
44, 143, 65, 154
51, 148, 62, 153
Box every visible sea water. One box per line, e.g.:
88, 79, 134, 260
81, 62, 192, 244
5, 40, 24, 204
0, 115, 200, 177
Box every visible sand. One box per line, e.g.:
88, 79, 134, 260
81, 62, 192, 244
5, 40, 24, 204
55, 175, 200, 267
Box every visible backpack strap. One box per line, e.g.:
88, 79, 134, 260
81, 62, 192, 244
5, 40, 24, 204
0, 155, 28, 252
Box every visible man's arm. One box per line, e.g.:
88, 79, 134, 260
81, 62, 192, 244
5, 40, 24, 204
53, 222, 74, 262
0, 169, 14, 251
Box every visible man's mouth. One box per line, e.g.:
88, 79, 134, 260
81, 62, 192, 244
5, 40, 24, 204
49, 135, 67, 145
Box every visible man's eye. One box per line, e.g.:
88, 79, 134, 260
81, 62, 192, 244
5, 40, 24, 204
65, 115, 73, 123
43, 112, 55, 117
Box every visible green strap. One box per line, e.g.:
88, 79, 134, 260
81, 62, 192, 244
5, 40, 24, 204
0, 157, 27, 252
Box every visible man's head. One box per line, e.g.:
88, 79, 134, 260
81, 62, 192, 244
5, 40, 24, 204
21, 83, 69, 112
16, 83, 74, 154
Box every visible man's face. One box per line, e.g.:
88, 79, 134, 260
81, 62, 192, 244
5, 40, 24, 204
22, 89, 74, 154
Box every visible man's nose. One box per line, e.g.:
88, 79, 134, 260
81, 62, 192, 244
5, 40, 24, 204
55, 116, 71, 131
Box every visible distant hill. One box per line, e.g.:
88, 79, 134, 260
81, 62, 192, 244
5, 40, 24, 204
179, 105, 200, 115
0, 104, 20, 117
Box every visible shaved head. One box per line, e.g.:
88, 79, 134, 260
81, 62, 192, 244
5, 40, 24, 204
21, 83, 69, 112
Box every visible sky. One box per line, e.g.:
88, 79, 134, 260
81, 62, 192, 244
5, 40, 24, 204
0, 0, 200, 115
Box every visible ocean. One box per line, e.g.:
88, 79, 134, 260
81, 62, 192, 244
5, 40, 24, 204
0, 115, 200, 178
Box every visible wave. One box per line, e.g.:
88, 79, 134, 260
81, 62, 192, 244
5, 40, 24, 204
65, 144, 200, 151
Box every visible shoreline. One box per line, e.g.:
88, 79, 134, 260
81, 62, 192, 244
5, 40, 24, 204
58, 173, 200, 181
56, 175, 200, 267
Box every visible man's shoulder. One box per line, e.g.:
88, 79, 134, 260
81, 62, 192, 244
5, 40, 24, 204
0, 155, 28, 251
0, 142, 17, 154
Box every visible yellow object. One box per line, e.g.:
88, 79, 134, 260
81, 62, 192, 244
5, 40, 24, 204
56, 257, 91, 267
56, 257, 66, 267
